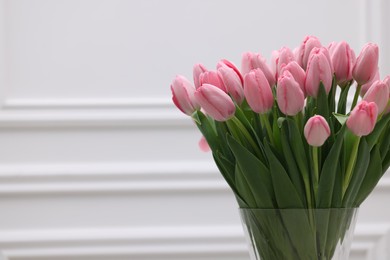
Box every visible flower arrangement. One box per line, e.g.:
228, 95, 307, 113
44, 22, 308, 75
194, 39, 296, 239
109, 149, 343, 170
170, 36, 390, 259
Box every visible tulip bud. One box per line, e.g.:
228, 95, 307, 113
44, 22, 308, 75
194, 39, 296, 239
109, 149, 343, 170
270, 50, 279, 78
279, 61, 306, 95
384, 75, 390, 88
363, 80, 389, 114
244, 68, 274, 114
194, 84, 235, 121
193, 63, 207, 89
277, 71, 305, 116
305, 47, 333, 97
275, 47, 295, 78
346, 101, 378, 137
360, 69, 380, 97
217, 59, 244, 84
199, 71, 226, 92
218, 66, 244, 104
304, 115, 331, 146
171, 75, 199, 116
296, 36, 322, 69
328, 41, 356, 86
198, 136, 210, 152
241, 52, 275, 87
352, 43, 379, 85
382, 76, 390, 114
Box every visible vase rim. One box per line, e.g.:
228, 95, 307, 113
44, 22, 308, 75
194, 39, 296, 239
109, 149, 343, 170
239, 207, 359, 210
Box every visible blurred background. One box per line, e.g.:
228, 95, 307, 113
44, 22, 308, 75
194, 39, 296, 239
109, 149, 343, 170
0, 0, 388, 259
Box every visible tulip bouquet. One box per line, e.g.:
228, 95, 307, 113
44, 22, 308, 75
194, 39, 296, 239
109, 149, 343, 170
170, 36, 390, 259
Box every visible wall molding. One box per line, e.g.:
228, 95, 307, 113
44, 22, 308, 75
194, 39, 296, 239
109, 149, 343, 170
0, 161, 229, 195
0, 224, 388, 260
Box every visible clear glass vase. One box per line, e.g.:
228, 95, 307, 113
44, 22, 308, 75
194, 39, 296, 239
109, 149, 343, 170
239, 208, 359, 260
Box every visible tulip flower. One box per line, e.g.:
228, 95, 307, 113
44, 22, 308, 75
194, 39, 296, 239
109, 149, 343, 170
274, 47, 295, 78
218, 66, 245, 105
270, 50, 279, 78
360, 69, 380, 97
363, 80, 389, 114
198, 136, 210, 152
194, 84, 235, 121
304, 115, 330, 147
279, 61, 306, 95
241, 52, 275, 87
199, 71, 226, 92
346, 101, 378, 137
384, 75, 390, 88
296, 35, 322, 69
383, 76, 390, 114
328, 41, 356, 86
243, 68, 274, 114
193, 63, 207, 89
171, 75, 200, 116
277, 71, 305, 116
305, 47, 333, 97
352, 43, 379, 85
217, 59, 244, 84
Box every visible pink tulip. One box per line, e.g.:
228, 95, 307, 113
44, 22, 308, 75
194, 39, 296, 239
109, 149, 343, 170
218, 66, 245, 104
244, 68, 274, 114
346, 101, 378, 137
383, 76, 390, 114
270, 50, 279, 78
363, 80, 389, 114
241, 52, 276, 87
384, 75, 390, 88
198, 136, 210, 152
275, 47, 295, 78
360, 69, 380, 97
199, 71, 226, 92
171, 75, 200, 116
194, 84, 235, 121
279, 61, 306, 95
296, 36, 322, 69
193, 63, 207, 89
328, 41, 356, 86
305, 47, 333, 97
277, 71, 305, 116
304, 115, 331, 146
352, 43, 379, 85
217, 59, 244, 84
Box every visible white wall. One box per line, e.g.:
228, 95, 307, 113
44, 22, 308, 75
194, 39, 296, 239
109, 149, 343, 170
0, 0, 388, 259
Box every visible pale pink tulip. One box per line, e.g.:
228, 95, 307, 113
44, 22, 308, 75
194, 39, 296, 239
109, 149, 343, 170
328, 41, 356, 86
241, 52, 275, 86
275, 47, 295, 78
218, 66, 245, 104
296, 36, 322, 69
277, 71, 305, 116
360, 69, 380, 97
363, 80, 389, 114
198, 136, 210, 152
270, 50, 279, 78
383, 76, 390, 114
244, 69, 274, 114
352, 43, 379, 85
279, 61, 306, 95
217, 59, 243, 84
305, 47, 333, 97
384, 75, 390, 88
346, 101, 378, 136
199, 71, 226, 92
194, 84, 235, 121
304, 115, 331, 146
171, 75, 199, 115
193, 63, 207, 89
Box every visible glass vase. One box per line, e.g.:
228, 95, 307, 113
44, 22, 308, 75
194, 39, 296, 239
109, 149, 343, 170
239, 208, 359, 260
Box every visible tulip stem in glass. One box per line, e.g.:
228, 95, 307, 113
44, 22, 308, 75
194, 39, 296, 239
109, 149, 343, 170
260, 114, 274, 145
351, 84, 362, 110
342, 137, 361, 197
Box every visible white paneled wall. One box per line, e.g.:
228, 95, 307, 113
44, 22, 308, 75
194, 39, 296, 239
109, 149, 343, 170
0, 0, 388, 259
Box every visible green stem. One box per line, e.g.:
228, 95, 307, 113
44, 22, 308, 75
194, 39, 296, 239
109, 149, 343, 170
229, 116, 262, 157
351, 84, 361, 110
260, 114, 274, 145
342, 137, 361, 197
312, 146, 319, 202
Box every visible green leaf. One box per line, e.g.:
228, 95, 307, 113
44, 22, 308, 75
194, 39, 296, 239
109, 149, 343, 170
332, 113, 348, 126
227, 135, 275, 208
354, 145, 382, 206
277, 117, 286, 128
280, 121, 307, 207
234, 163, 257, 207
316, 82, 329, 121
342, 138, 370, 207
366, 112, 390, 150
317, 126, 346, 208
192, 111, 219, 151
263, 141, 304, 208
336, 83, 351, 115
